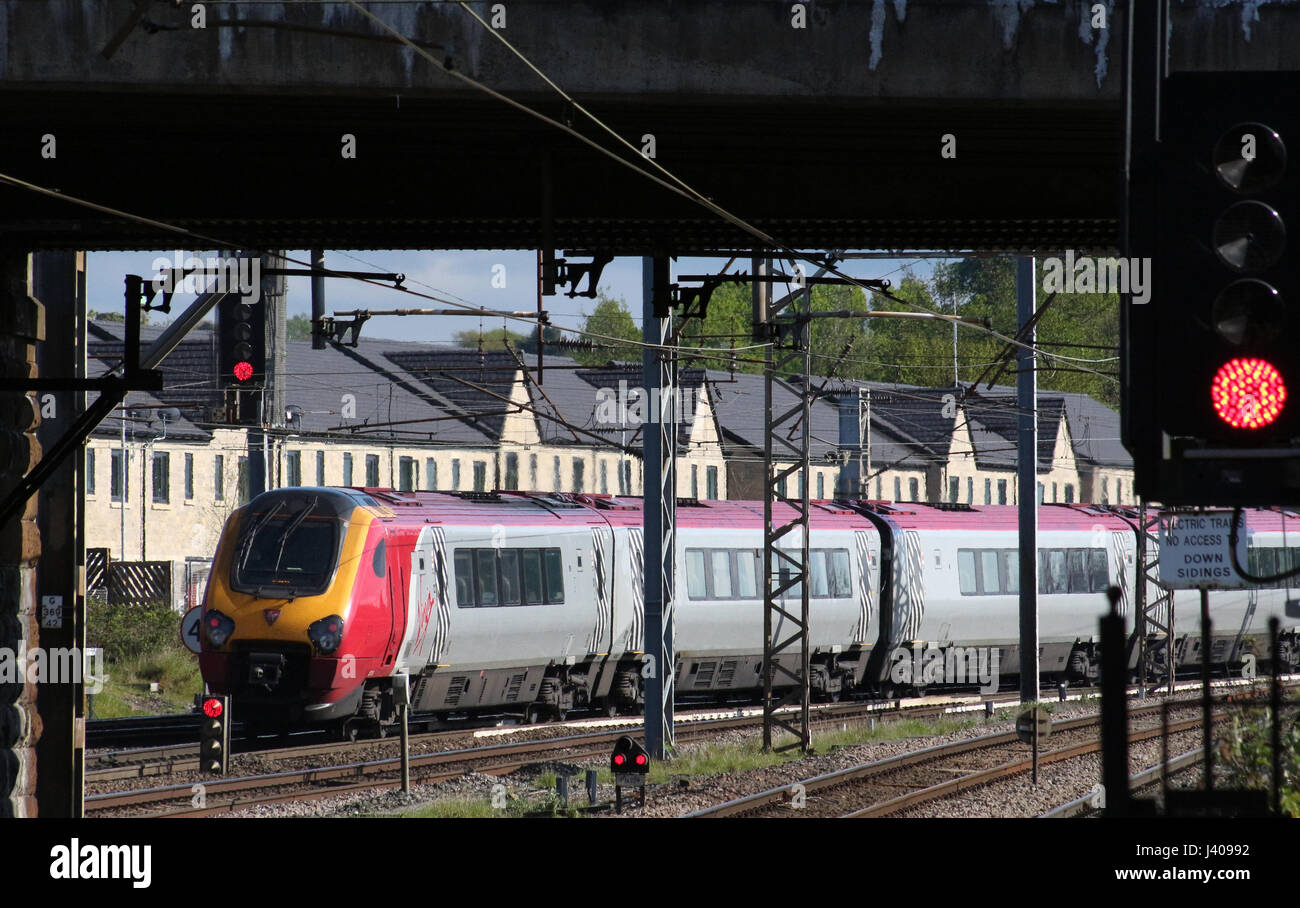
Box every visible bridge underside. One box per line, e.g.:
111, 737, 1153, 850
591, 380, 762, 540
0, 91, 1117, 252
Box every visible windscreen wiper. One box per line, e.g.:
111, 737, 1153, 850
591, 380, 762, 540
271, 496, 319, 572
238, 501, 285, 572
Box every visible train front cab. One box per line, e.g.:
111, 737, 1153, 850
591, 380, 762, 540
199, 488, 395, 728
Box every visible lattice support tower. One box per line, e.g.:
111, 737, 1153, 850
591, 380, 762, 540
758, 256, 813, 753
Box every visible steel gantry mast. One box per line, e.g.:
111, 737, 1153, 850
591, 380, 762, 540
642, 255, 676, 759
756, 256, 813, 753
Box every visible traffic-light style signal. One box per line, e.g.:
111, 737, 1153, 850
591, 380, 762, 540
199, 695, 230, 775
217, 295, 266, 388
1124, 72, 1300, 506
611, 735, 649, 774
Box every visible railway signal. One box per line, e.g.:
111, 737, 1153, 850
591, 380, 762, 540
217, 294, 265, 388
1123, 64, 1300, 505
611, 735, 648, 813
199, 695, 230, 775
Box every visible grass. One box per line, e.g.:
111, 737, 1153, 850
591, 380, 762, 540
89, 646, 203, 718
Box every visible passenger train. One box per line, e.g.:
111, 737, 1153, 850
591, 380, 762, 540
197, 487, 1300, 734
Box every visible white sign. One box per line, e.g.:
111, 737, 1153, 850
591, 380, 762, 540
180, 606, 204, 654
1158, 511, 1248, 589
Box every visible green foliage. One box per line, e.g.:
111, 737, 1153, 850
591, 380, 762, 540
453, 327, 531, 350
571, 294, 641, 366
674, 258, 1120, 409
287, 313, 313, 341
1218, 704, 1300, 817
87, 598, 183, 663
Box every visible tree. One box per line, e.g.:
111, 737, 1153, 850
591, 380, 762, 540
453, 327, 531, 350
570, 294, 640, 366
287, 313, 313, 341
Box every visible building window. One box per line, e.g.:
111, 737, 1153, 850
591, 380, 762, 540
184, 452, 194, 500
572, 458, 584, 494
893, 477, 900, 501
529, 454, 538, 489
949, 477, 959, 503
799, 471, 806, 500
426, 458, 438, 490
214, 454, 225, 500
552, 456, 561, 491
86, 448, 96, 496
1101, 478, 1109, 505
1116, 480, 1123, 504
908, 477, 919, 500
817, 472, 825, 499
473, 461, 487, 492
452, 458, 461, 490
875, 475, 881, 499
505, 452, 519, 491
1065, 484, 1075, 504
997, 479, 1008, 505
111, 449, 128, 502
237, 456, 250, 504
620, 460, 632, 496
691, 464, 699, 498
706, 465, 718, 500
1037, 482, 1044, 504
985, 478, 992, 505
399, 456, 415, 492
1052, 482, 1058, 503
966, 477, 972, 504
778, 475, 788, 499
599, 459, 608, 494
365, 454, 380, 487
316, 450, 326, 486
286, 450, 302, 487
152, 451, 170, 504
343, 453, 353, 487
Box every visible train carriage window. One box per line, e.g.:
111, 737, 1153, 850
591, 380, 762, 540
1067, 549, 1087, 593
1089, 549, 1109, 592
736, 549, 759, 598
521, 549, 543, 604
828, 550, 851, 597
809, 550, 830, 598
475, 549, 499, 606
1049, 550, 1068, 594
454, 551, 475, 607
372, 538, 387, 577
958, 550, 978, 595
980, 551, 1001, 594
686, 550, 707, 599
710, 550, 733, 598
499, 549, 521, 606
543, 548, 565, 603
1002, 550, 1019, 594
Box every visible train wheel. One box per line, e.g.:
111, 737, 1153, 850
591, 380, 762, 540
604, 701, 620, 718
524, 704, 545, 725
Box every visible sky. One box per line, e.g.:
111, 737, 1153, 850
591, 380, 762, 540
85, 250, 940, 345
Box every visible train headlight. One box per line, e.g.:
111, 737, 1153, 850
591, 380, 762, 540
307, 615, 344, 655
204, 610, 236, 648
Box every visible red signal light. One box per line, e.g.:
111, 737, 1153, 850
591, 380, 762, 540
233, 361, 254, 382
1211, 357, 1287, 429
613, 754, 625, 766
202, 697, 224, 719
634, 754, 647, 766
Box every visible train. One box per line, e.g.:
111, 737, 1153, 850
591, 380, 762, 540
197, 486, 1300, 735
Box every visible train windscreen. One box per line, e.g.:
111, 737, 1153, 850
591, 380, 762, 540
230, 494, 345, 597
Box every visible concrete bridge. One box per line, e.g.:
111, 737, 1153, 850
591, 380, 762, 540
1, 1, 1297, 251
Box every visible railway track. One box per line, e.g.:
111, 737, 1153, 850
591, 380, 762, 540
680, 694, 1254, 818
86, 694, 1035, 816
